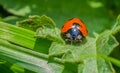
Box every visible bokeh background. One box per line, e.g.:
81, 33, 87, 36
0, 0, 120, 36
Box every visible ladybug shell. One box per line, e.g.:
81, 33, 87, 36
61, 18, 88, 37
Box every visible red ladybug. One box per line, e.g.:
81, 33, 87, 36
61, 18, 88, 43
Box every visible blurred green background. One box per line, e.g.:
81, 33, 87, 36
0, 0, 120, 36
0, 0, 120, 73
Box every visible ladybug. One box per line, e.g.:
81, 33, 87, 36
61, 18, 88, 43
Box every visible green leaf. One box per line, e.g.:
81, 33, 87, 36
35, 27, 64, 44
96, 30, 118, 55
49, 34, 117, 73
17, 15, 56, 31
0, 21, 35, 49
48, 15, 120, 73
49, 42, 68, 56
0, 15, 120, 73
0, 39, 64, 73
17, 15, 64, 44
11, 64, 25, 73
0, 21, 70, 73
112, 14, 120, 34
0, 21, 52, 54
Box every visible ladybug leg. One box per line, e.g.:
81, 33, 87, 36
74, 35, 83, 42
65, 39, 71, 42
66, 33, 71, 38
77, 35, 82, 40
65, 33, 73, 42
65, 39, 73, 45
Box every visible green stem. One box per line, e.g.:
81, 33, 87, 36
98, 54, 120, 68
111, 15, 120, 31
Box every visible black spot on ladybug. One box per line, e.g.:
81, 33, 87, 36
73, 23, 80, 26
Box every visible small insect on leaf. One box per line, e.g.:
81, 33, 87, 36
61, 18, 88, 43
